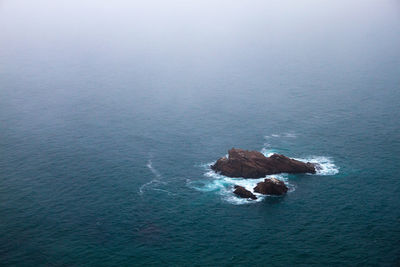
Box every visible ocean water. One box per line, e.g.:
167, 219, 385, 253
1, 0, 400, 266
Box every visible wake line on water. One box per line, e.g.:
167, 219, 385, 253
146, 159, 161, 178
138, 160, 169, 195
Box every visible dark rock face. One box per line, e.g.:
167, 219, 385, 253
233, 185, 257, 200
254, 178, 288, 195
211, 148, 316, 178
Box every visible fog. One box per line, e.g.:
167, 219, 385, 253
2, 0, 399, 64
1, 0, 399, 119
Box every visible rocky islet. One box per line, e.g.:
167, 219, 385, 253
212, 148, 317, 200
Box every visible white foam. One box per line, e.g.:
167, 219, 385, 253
264, 134, 280, 139
223, 174, 292, 205
295, 156, 339, 175
139, 160, 166, 195
265, 132, 297, 139
261, 143, 339, 176
139, 179, 158, 195
284, 132, 297, 138
189, 162, 293, 205
261, 147, 277, 157
146, 159, 161, 178
197, 161, 217, 170
222, 188, 266, 204
204, 169, 224, 179
187, 178, 227, 192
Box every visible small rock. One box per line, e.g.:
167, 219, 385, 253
233, 185, 257, 200
253, 178, 288, 195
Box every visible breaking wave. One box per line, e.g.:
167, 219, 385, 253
188, 162, 294, 205
294, 156, 340, 176
261, 147, 339, 176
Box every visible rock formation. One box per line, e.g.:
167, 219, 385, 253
211, 148, 316, 178
253, 178, 288, 195
233, 185, 257, 200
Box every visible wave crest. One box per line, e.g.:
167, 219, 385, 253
294, 156, 339, 176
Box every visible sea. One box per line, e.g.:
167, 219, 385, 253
1, 0, 400, 265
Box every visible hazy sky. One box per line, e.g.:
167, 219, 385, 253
1, 0, 399, 57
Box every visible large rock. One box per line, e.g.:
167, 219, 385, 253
254, 178, 288, 195
211, 148, 316, 178
233, 185, 257, 200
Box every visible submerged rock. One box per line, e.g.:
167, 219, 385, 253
211, 148, 316, 178
233, 185, 257, 200
254, 178, 288, 195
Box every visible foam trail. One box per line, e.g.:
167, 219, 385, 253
138, 160, 166, 195
139, 180, 158, 195
146, 160, 161, 178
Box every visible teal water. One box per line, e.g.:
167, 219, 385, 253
1, 0, 400, 266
